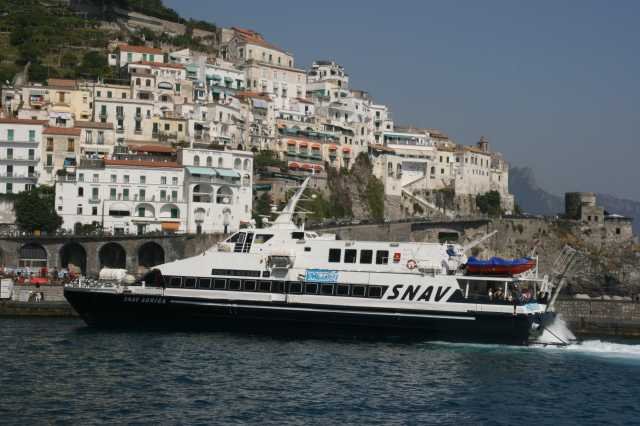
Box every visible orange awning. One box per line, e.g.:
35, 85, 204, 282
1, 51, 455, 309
342, 147, 352, 153
298, 142, 308, 147
311, 143, 321, 149
329, 144, 337, 150
161, 222, 180, 232
301, 163, 313, 170
313, 164, 323, 171
287, 140, 296, 146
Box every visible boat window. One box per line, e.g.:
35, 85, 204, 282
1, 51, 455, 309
304, 247, 311, 252
169, 276, 182, 288
198, 278, 212, 289
262, 271, 271, 278
184, 278, 197, 288
328, 248, 341, 263
352, 285, 366, 297
271, 281, 284, 293
228, 279, 241, 290
258, 281, 271, 292
211, 269, 261, 277
291, 232, 305, 240
254, 234, 274, 244
336, 285, 349, 296
243, 280, 257, 291
289, 282, 302, 293
305, 283, 318, 294
360, 250, 373, 264
213, 279, 226, 290
226, 232, 242, 243
367, 286, 383, 298
320, 284, 334, 295
375, 250, 389, 265
344, 249, 357, 263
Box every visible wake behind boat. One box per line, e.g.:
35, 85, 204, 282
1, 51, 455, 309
64, 178, 577, 345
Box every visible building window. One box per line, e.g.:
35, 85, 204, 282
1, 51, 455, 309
5, 183, 12, 194
110, 188, 116, 200
171, 190, 177, 201
6, 148, 12, 160
160, 190, 166, 201
110, 174, 116, 183
139, 189, 146, 201
172, 177, 178, 185
28, 130, 35, 142
78, 187, 84, 197
77, 206, 82, 215
140, 176, 146, 184
328, 248, 341, 263
138, 207, 145, 217
67, 139, 75, 152
85, 130, 93, 144
194, 155, 200, 166
7, 129, 13, 141
91, 187, 99, 200
92, 207, 98, 216
46, 154, 53, 166
46, 138, 53, 151
161, 176, 167, 185
123, 188, 129, 200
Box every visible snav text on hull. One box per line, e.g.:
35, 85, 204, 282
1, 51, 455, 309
64, 177, 578, 346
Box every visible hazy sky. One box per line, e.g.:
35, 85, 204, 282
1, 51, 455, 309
165, 0, 639, 200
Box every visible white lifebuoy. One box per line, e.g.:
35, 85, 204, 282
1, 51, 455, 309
406, 259, 417, 270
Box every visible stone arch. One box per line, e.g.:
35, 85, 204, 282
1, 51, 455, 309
99, 242, 127, 269
192, 184, 213, 203
194, 155, 200, 166
159, 203, 180, 219
216, 186, 233, 204
59, 242, 87, 275
138, 242, 165, 268
18, 242, 48, 268
135, 202, 155, 218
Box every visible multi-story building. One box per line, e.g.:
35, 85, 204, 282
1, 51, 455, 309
0, 118, 45, 194
76, 121, 116, 159
39, 126, 82, 186
128, 61, 193, 113
94, 97, 154, 142
55, 147, 253, 235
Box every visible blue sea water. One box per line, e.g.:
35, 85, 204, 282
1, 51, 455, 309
0, 318, 639, 425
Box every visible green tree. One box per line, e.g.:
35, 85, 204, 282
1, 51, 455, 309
366, 176, 385, 221
14, 186, 62, 234
77, 51, 109, 78
28, 62, 49, 83
253, 192, 273, 227
60, 52, 78, 69
476, 191, 502, 217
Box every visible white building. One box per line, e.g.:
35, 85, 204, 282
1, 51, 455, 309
110, 43, 165, 68
55, 148, 253, 235
0, 118, 45, 194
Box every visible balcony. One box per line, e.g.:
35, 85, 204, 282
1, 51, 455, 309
0, 172, 39, 182
89, 198, 101, 204
0, 155, 39, 164
99, 112, 108, 120
0, 140, 39, 147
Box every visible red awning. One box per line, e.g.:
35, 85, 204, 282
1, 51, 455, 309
298, 141, 308, 147
301, 163, 313, 171
342, 146, 352, 153
329, 144, 337, 150
289, 162, 300, 169
313, 164, 323, 171
311, 143, 321, 149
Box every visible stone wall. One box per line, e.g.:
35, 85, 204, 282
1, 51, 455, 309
555, 299, 640, 337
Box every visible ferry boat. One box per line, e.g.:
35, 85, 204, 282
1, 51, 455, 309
64, 178, 576, 345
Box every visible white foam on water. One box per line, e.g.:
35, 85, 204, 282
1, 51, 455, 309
561, 340, 640, 359
534, 315, 577, 346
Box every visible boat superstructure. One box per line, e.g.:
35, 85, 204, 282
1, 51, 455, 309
65, 178, 576, 345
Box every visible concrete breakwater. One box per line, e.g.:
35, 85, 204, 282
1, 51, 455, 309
0, 301, 77, 317
555, 299, 640, 337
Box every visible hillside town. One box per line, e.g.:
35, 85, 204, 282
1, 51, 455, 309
0, 22, 515, 236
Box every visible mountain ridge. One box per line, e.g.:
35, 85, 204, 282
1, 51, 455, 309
509, 166, 640, 233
